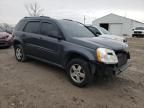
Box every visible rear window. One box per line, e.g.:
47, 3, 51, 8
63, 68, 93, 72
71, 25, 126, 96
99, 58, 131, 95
15, 20, 26, 31
24, 21, 40, 34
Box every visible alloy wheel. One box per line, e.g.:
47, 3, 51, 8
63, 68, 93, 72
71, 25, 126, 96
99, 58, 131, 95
70, 64, 86, 83
16, 48, 23, 60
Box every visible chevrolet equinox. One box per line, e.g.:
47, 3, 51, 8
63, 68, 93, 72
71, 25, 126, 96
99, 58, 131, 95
13, 16, 130, 87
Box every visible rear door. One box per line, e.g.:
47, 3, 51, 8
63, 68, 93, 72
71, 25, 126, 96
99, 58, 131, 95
22, 20, 42, 57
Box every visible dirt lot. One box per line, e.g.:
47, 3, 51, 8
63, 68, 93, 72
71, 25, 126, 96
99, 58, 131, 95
0, 38, 144, 108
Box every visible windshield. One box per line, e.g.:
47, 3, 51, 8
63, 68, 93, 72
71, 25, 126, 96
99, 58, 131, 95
58, 20, 95, 37
99, 27, 111, 35
135, 27, 144, 30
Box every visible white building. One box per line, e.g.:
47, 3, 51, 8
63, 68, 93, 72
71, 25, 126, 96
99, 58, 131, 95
92, 13, 144, 36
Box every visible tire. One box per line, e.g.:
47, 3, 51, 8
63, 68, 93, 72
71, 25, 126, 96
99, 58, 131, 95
66, 58, 93, 87
14, 44, 27, 62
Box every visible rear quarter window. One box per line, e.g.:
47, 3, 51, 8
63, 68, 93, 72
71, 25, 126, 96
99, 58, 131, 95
15, 20, 26, 31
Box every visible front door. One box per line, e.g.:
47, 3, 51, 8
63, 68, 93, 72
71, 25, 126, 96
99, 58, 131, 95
38, 21, 63, 65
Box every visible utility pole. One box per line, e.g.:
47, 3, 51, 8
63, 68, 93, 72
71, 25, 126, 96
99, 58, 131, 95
84, 16, 86, 24
124, 11, 127, 18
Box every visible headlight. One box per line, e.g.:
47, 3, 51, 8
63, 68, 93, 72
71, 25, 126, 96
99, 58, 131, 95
96, 48, 118, 64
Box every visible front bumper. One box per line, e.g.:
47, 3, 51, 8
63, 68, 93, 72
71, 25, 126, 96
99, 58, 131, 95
0, 40, 13, 47
132, 34, 144, 37
90, 60, 130, 76
113, 61, 130, 75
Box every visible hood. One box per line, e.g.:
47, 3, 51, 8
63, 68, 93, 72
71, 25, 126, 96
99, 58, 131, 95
0, 32, 9, 37
100, 34, 125, 42
70, 37, 128, 51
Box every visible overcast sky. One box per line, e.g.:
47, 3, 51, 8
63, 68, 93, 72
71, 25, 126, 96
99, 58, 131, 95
0, 0, 144, 25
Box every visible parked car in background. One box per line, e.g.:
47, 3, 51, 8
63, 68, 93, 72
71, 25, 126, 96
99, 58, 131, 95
0, 32, 13, 48
132, 27, 144, 37
13, 17, 130, 87
86, 25, 127, 43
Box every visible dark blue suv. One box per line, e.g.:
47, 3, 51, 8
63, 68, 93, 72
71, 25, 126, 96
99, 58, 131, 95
13, 16, 130, 87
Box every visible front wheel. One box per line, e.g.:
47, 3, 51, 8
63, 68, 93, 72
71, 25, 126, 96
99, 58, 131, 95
66, 58, 93, 87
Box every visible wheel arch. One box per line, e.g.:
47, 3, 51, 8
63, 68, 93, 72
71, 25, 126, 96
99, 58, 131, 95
13, 40, 22, 47
64, 51, 97, 75
64, 51, 90, 66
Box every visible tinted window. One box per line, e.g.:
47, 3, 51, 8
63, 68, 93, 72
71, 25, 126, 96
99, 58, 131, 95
41, 22, 59, 36
24, 21, 40, 34
58, 20, 95, 38
15, 20, 26, 31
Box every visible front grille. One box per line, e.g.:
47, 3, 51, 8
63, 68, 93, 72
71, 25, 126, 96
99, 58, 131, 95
0, 41, 6, 45
116, 52, 128, 67
134, 31, 142, 34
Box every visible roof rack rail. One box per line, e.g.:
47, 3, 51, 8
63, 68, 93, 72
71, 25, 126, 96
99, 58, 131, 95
63, 19, 73, 21
24, 16, 38, 18
62, 19, 84, 25
24, 16, 50, 18
40, 16, 50, 18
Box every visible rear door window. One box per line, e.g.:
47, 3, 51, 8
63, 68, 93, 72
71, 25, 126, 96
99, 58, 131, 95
24, 21, 40, 34
15, 20, 26, 31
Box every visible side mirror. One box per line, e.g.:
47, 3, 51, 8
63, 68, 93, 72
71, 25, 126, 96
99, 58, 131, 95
132, 29, 134, 31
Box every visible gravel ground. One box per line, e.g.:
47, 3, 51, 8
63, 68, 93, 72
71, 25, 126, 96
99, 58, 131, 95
0, 38, 144, 108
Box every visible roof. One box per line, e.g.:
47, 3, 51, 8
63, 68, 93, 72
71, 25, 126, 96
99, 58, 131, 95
24, 16, 51, 20
23, 16, 83, 25
93, 13, 144, 24
22, 16, 58, 23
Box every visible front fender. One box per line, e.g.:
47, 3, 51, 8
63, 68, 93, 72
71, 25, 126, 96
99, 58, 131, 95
62, 41, 96, 66
13, 37, 23, 46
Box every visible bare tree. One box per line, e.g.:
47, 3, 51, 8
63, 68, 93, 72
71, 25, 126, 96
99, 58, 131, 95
25, 1, 44, 16
0, 23, 14, 34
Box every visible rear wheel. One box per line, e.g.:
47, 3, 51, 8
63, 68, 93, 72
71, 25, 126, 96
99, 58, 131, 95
14, 44, 27, 62
66, 58, 93, 87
